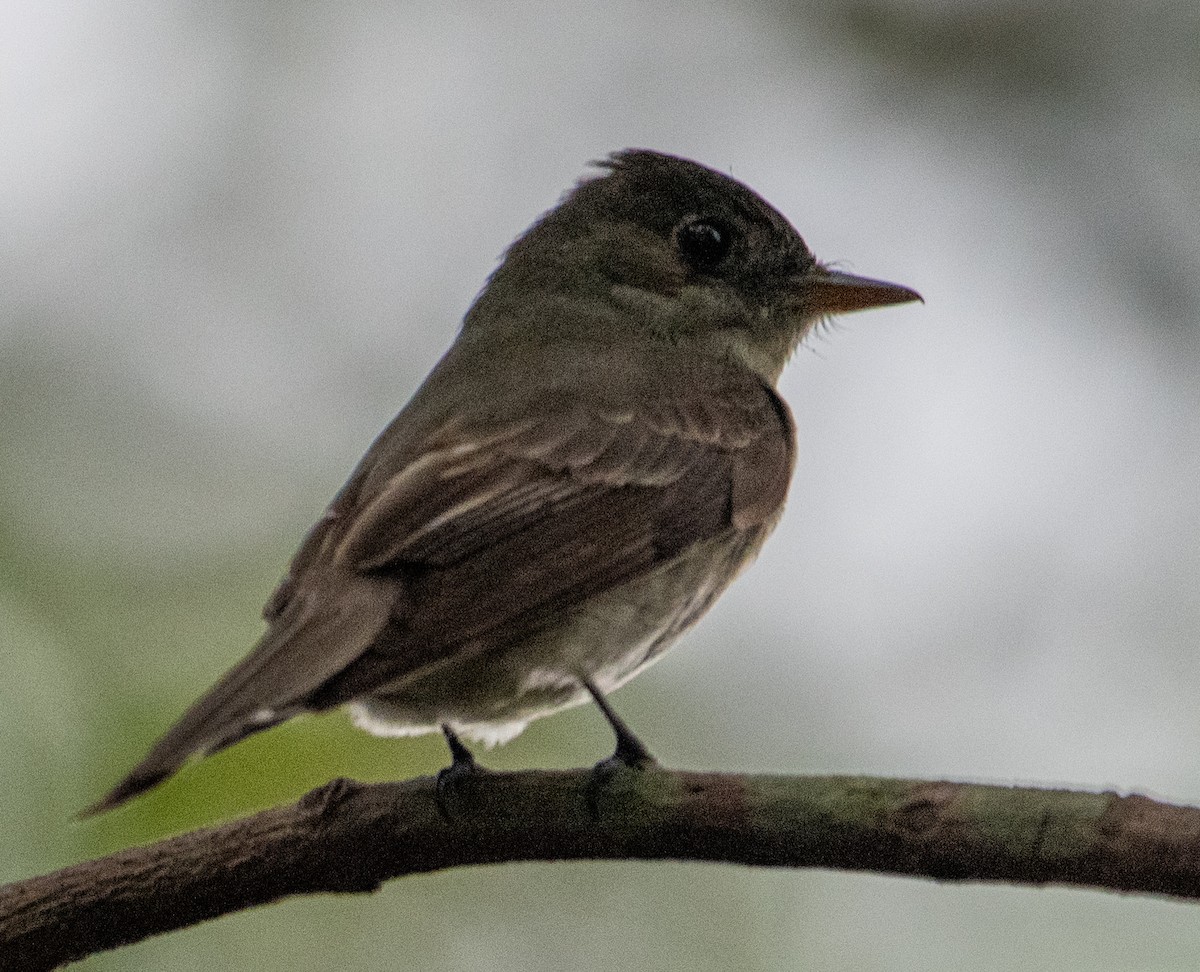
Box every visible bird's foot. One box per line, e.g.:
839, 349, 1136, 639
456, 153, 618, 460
436, 724, 490, 822
583, 679, 658, 770
582, 679, 658, 819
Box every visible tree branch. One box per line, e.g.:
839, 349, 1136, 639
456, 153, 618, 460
4, 767, 1200, 969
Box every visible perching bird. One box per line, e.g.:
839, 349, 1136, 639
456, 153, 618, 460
87, 149, 921, 815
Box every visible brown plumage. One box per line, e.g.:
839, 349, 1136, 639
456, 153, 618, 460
86, 149, 919, 815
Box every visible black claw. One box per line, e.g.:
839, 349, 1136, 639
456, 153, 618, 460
441, 724, 477, 771
436, 724, 484, 822
583, 679, 658, 769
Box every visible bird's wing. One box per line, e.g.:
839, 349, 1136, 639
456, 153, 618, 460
307, 361, 795, 701
86, 360, 793, 814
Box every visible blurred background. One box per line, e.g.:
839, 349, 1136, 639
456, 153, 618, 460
3, 0, 1199, 968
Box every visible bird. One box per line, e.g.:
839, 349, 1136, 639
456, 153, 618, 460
85, 148, 921, 815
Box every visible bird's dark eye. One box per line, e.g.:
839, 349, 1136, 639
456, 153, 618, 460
674, 218, 733, 273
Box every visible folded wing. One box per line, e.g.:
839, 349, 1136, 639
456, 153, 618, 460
86, 356, 793, 814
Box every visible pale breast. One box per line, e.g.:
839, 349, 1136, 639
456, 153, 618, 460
350, 524, 773, 745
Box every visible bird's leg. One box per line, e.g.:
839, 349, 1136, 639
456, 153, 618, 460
436, 723, 486, 821
583, 678, 658, 770
441, 724, 477, 772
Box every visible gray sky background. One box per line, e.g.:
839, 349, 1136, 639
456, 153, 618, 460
3, 1, 1198, 969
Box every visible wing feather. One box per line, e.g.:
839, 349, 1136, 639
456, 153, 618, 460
313, 363, 794, 701
88, 353, 794, 814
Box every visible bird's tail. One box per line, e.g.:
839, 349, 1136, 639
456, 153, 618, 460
80, 571, 394, 817
78, 704, 291, 818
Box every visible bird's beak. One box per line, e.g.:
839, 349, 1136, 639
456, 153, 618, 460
800, 266, 923, 316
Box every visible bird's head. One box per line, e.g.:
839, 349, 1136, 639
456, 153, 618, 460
467, 149, 921, 382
